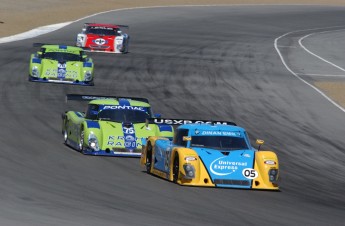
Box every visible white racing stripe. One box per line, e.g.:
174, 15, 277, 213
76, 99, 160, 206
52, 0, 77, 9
274, 26, 345, 113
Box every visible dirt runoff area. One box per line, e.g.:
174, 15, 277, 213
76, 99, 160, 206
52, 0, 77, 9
1, 0, 345, 110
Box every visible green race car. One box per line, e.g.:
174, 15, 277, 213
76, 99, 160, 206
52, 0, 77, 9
62, 94, 174, 157
29, 44, 94, 85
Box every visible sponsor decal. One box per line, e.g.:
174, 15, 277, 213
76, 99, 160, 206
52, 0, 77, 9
242, 168, 258, 179
57, 63, 67, 79
81, 96, 111, 100
243, 153, 251, 158
153, 118, 230, 125
107, 125, 138, 150
93, 38, 107, 45
125, 135, 135, 142
200, 130, 240, 136
210, 157, 248, 176
107, 135, 144, 147
164, 149, 171, 171
90, 26, 114, 30
102, 105, 145, 111
45, 68, 78, 78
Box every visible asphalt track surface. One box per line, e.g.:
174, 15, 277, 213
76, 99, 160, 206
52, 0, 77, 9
0, 5, 345, 226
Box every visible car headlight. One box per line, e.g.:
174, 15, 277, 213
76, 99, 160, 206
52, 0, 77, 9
268, 169, 278, 182
183, 164, 195, 179
31, 66, 39, 77
88, 133, 100, 151
84, 71, 92, 81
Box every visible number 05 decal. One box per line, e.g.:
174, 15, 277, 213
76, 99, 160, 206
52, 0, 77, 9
242, 168, 258, 179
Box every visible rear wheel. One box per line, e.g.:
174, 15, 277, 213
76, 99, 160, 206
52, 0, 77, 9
146, 143, 152, 173
173, 153, 180, 183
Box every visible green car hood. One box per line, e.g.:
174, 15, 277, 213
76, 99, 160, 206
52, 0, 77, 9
98, 121, 160, 151
40, 59, 84, 80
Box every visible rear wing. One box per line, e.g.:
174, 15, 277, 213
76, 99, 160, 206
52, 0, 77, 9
32, 43, 70, 47
33, 43, 46, 47
146, 118, 236, 126
84, 23, 129, 29
116, 24, 129, 29
65, 94, 149, 103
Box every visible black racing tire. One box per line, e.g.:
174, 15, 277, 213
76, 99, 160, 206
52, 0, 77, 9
63, 118, 68, 144
122, 37, 129, 54
78, 128, 84, 152
146, 142, 152, 173
173, 153, 180, 183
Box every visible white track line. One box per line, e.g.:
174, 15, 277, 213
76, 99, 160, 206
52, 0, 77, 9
2, 5, 345, 113
298, 29, 345, 72
274, 27, 345, 113
0, 4, 330, 44
296, 73, 345, 77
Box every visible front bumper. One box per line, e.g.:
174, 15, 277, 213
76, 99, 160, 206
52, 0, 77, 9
81, 47, 124, 54
81, 148, 141, 157
29, 76, 94, 86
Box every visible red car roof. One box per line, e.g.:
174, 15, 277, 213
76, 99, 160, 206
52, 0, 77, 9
85, 23, 120, 28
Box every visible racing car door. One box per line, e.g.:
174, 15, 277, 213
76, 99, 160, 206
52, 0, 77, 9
153, 129, 188, 173
153, 140, 172, 173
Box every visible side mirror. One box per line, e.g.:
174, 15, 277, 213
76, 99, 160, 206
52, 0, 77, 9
256, 139, 264, 151
154, 113, 161, 118
141, 138, 147, 146
183, 136, 191, 141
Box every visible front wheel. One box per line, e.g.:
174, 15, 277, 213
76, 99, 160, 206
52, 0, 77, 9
78, 129, 84, 152
146, 143, 152, 173
173, 153, 180, 183
63, 119, 68, 144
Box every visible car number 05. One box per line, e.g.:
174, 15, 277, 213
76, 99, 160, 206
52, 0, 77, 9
242, 168, 258, 179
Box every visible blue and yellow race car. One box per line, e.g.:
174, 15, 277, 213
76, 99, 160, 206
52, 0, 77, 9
140, 118, 279, 190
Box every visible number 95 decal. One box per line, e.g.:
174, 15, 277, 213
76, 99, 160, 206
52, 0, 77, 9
242, 168, 258, 179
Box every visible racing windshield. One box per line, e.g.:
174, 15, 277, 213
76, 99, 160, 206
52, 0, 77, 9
43, 52, 82, 62
97, 109, 151, 123
86, 27, 119, 36
191, 136, 248, 150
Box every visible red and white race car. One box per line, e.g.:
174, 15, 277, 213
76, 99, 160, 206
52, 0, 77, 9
76, 23, 129, 53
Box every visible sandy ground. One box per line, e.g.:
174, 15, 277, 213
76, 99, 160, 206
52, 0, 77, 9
1, 0, 345, 37
0, 0, 344, 109
315, 82, 345, 107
